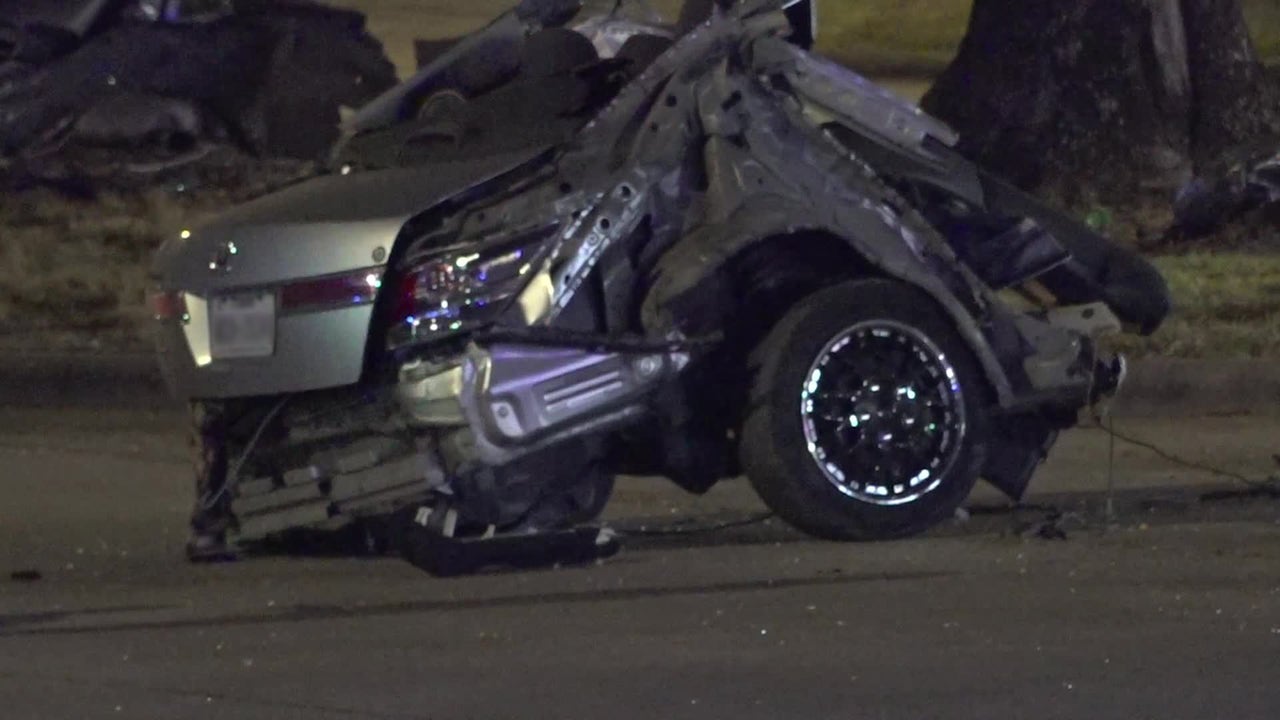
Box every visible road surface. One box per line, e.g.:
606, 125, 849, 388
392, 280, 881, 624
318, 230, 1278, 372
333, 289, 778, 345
1, 384, 1278, 719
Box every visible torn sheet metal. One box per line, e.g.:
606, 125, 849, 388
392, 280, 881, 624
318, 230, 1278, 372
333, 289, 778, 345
150, 1, 1169, 560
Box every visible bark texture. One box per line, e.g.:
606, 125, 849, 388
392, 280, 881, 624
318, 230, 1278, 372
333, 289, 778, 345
921, 0, 1278, 197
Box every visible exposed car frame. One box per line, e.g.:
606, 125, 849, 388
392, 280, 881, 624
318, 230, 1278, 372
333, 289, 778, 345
151, 0, 1168, 568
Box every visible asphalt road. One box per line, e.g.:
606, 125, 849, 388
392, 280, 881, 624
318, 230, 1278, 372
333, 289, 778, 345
1, 385, 1279, 719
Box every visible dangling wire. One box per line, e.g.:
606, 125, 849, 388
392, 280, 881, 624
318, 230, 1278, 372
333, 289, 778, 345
1098, 422, 1277, 491
1088, 347, 1277, 496
198, 397, 291, 511
1085, 346, 1277, 525
1105, 411, 1117, 524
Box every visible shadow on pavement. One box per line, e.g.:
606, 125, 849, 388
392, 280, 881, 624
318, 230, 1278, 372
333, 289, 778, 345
223, 479, 1280, 564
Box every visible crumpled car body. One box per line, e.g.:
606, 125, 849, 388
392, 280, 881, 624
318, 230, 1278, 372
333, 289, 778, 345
0, 0, 396, 182
151, 0, 1170, 552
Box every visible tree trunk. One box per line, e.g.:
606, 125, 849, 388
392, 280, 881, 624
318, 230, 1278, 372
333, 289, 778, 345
921, 0, 1278, 199
1181, 0, 1274, 162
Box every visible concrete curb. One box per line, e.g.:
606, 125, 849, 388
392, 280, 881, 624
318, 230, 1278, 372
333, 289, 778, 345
1110, 357, 1280, 418
0, 352, 1276, 416
0, 351, 171, 409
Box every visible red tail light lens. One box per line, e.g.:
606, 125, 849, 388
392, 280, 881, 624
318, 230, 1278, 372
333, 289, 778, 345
389, 244, 538, 347
280, 269, 384, 313
148, 290, 187, 321
386, 223, 560, 348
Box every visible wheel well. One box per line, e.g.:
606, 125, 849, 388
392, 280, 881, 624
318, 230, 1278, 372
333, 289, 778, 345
725, 230, 882, 351
683, 231, 882, 433
723, 232, 1007, 410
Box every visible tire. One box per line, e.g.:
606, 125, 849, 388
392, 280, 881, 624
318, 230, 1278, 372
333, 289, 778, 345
741, 278, 990, 541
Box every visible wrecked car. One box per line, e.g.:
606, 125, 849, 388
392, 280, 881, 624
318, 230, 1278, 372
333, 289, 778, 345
0, 0, 396, 183
150, 0, 1170, 572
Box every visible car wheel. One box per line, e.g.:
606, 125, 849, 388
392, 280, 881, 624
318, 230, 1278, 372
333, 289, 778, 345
741, 278, 990, 540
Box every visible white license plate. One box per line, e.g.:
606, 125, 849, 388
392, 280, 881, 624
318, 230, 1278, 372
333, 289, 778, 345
209, 290, 276, 360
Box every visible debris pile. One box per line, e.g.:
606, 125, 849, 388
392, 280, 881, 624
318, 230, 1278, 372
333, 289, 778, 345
0, 0, 396, 192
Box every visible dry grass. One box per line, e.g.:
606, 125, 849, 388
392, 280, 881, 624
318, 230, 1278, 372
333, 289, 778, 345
0, 154, 314, 350
1247, 0, 1280, 65
816, 0, 968, 73
0, 190, 237, 349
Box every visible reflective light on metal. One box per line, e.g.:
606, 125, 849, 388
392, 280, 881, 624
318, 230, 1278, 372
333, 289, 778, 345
389, 233, 552, 346
209, 240, 238, 272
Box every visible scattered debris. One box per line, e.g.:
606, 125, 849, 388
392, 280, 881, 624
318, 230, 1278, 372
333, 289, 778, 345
400, 523, 621, 578
1010, 507, 1088, 541
1171, 146, 1280, 238
0, 0, 396, 192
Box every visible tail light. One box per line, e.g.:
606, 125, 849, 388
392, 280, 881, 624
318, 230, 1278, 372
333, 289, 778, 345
148, 290, 187, 321
389, 241, 542, 347
280, 268, 383, 313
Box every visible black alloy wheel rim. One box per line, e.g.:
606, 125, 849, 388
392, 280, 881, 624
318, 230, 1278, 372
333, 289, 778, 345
799, 320, 966, 506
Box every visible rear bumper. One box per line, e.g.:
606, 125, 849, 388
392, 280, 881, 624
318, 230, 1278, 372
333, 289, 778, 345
156, 303, 375, 400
